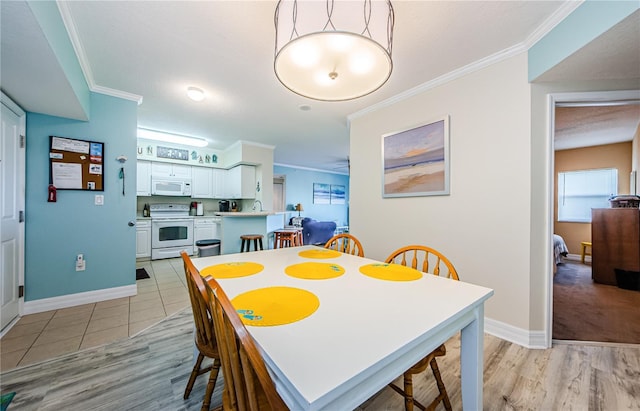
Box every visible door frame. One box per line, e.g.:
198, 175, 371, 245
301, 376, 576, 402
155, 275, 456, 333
545, 89, 640, 346
1, 91, 26, 335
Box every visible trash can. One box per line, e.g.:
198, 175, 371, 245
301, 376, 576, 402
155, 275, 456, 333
196, 239, 220, 257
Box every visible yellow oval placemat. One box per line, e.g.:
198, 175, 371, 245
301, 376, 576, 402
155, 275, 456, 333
285, 262, 345, 280
359, 263, 423, 281
298, 249, 342, 259
200, 262, 264, 279
232, 286, 320, 327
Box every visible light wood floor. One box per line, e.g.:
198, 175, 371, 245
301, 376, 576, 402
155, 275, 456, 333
0, 258, 190, 372
1, 307, 639, 410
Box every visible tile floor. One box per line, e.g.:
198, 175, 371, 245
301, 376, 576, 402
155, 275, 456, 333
0, 257, 190, 372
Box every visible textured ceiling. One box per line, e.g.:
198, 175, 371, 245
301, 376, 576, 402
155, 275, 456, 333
2, 1, 639, 171
555, 104, 640, 151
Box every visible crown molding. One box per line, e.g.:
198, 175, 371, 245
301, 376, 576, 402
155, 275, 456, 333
57, 1, 143, 105
274, 162, 349, 176
92, 85, 143, 104
349, 1, 584, 122
524, 0, 584, 48
349, 42, 527, 121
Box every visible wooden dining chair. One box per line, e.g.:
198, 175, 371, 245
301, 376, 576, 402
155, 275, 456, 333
385, 245, 458, 411
181, 251, 222, 411
202, 275, 289, 411
324, 233, 365, 257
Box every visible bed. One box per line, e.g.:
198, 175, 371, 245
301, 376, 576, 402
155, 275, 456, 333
554, 234, 569, 266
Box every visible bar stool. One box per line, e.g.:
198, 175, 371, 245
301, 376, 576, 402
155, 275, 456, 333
580, 241, 592, 264
273, 230, 301, 248
240, 234, 264, 253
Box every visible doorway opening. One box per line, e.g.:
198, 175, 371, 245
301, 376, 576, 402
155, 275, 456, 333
273, 175, 286, 212
548, 89, 640, 344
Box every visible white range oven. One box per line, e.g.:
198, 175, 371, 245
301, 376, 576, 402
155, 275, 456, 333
150, 203, 194, 260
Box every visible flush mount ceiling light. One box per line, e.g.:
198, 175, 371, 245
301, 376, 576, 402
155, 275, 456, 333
274, 0, 394, 101
137, 128, 208, 147
186, 86, 205, 102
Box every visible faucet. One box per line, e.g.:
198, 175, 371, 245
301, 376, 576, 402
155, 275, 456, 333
252, 200, 263, 211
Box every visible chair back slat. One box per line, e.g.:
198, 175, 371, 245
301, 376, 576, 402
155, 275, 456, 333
385, 245, 459, 280
182, 253, 216, 348
200, 273, 289, 411
324, 233, 365, 257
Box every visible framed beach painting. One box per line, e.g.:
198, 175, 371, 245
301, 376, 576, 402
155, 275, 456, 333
382, 116, 450, 198
313, 183, 330, 204
330, 185, 346, 204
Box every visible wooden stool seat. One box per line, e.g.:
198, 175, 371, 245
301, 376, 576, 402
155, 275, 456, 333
240, 234, 264, 253
580, 241, 592, 264
274, 229, 303, 248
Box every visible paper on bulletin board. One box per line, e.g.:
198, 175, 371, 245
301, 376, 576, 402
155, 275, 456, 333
52, 163, 83, 189
51, 137, 89, 154
89, 164, 102, 175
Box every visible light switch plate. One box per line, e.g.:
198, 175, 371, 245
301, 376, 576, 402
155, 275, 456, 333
95, 195, 104, 205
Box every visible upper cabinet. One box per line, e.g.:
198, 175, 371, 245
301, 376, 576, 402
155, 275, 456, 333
137, 161, 255, 199
151, 162, 191, 179
137, 160, 151, 196
212, 168, 226, 199
192, 167, 229, 199
192, 167, 214, 198
226, 165, 256, 199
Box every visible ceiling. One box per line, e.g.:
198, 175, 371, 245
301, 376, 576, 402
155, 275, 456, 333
2, 1, 639, 172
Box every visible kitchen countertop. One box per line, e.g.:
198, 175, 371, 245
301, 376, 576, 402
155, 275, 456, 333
215, 211, 275, 217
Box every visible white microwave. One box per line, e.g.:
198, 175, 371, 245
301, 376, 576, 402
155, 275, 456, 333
151, 178, 192, 196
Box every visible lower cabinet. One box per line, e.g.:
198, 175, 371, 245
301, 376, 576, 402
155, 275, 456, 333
136, 220, 152, 259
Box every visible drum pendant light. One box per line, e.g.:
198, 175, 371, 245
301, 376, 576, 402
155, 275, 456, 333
274, 0, 394, 101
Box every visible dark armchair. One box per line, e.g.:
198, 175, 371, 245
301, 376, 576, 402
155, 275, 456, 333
301, 218, 337, 245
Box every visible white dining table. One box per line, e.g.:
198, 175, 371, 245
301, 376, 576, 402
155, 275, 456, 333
193, 245, 494, 411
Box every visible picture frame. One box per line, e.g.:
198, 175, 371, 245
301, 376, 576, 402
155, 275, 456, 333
330, 185, 345, 204
381, 115, 450, 198
313, 183, 330, 204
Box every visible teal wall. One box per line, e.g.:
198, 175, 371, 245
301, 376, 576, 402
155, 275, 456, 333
528, 0, 639, 81
25, 93, 138, 301
274, 165, 349, 227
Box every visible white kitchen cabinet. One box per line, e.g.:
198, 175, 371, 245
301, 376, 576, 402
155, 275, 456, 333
136, 220, 151, 259
225, 165, 256, 199
191, 166, 213, 198
151, 162, 192, 179
194, 218, 220, 243
212, 168, 226, 198
136, 161, 152, 196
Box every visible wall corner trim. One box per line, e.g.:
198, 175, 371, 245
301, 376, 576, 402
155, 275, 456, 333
23, 285, 137, 315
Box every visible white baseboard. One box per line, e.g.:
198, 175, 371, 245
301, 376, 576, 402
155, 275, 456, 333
23, 285, 137, 315
484, 317, 549, 349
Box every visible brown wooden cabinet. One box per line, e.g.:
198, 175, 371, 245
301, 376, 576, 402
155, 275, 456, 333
591, 208, 640, 285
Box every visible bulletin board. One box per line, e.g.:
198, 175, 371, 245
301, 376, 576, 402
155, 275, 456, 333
49, 136, 104, 191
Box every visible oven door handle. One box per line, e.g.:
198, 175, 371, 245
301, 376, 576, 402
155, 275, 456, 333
152, 218, 193, 223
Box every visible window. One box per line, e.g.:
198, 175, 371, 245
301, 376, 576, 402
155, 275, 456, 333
558, 168, 617, 223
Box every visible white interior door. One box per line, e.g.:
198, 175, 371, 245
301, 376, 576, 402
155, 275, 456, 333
1, 94, 25, 331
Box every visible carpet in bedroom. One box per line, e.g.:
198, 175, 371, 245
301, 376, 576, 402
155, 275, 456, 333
553, 261, 640, 344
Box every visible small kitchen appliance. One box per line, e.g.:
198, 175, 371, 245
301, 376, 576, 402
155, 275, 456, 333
151, 178, 192, 196
219, 200, 230, 212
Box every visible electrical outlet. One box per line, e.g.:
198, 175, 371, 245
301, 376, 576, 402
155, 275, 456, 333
95, 195, 104, 206
76, 254, 86, 271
